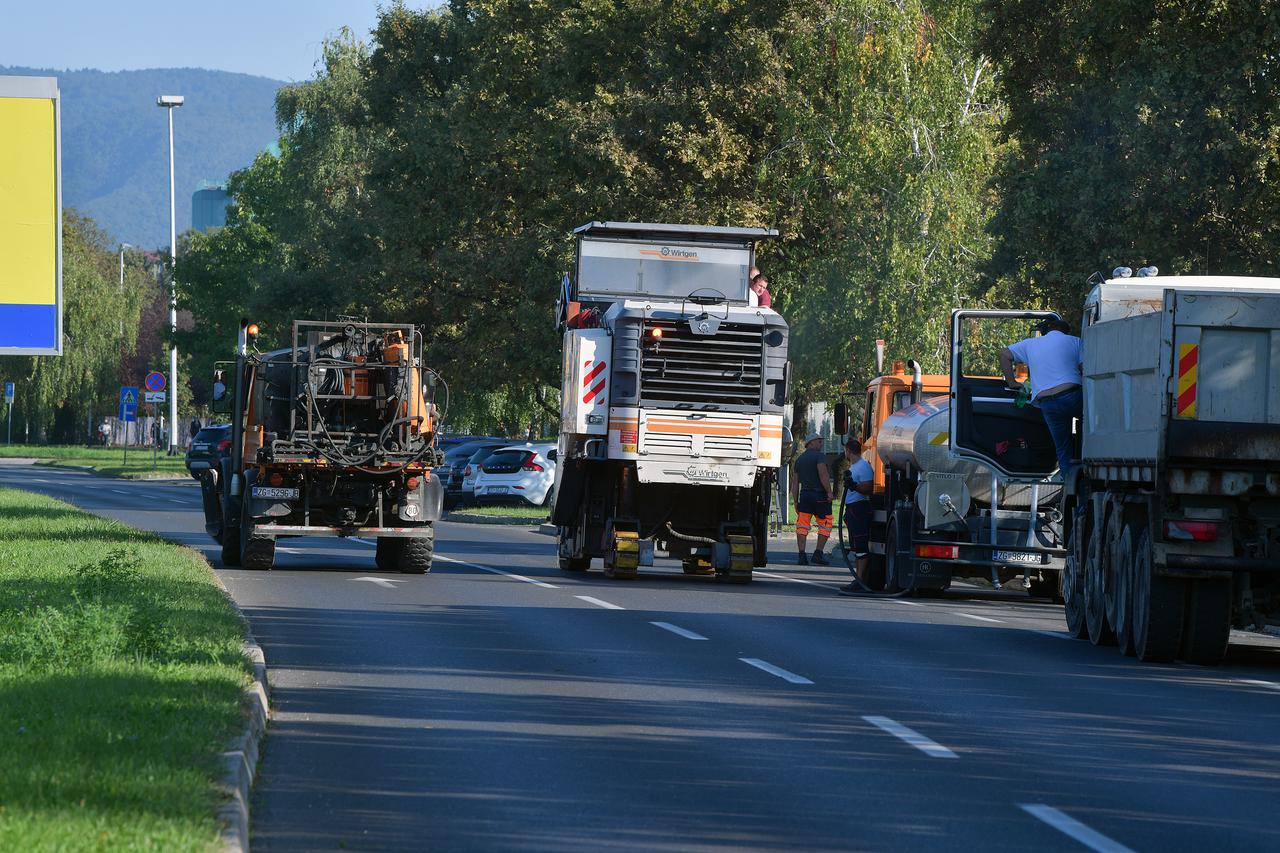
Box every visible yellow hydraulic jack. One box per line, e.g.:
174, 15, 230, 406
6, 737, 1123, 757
605, 528, 640, 579
717, 534, 754, 584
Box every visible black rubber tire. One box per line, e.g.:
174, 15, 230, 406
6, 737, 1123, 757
375, 537, 402, 572
397, 525, 434, 574
1132, 527, 1185, 663
883, 518, 903, 594
1085, 509, 1116, 646
557, 525, 590, 571
220, 495, 243, 567
1062, 519, 1088, 639
239, 505, 275, 571
1112, 523, 1135, 656
1180, 580, 1232, 665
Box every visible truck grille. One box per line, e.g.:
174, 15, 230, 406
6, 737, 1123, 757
641, 320, 763, 407
704, 434, 754, 459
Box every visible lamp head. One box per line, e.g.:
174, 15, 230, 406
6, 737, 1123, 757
157, 95, 185, 107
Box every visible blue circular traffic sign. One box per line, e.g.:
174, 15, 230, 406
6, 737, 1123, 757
144, 371, 166, 392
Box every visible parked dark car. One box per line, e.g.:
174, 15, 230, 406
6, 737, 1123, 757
185, 425, 232, 480
439, 439, 508, 508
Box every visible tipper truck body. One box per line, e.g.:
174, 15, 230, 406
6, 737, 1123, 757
551, 221, 789, 582
200, 319, 444, 572
954, 274, 1280, 663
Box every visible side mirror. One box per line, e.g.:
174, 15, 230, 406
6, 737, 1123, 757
834, 402, 849, 436
211, 370, 232, 414
424, 372, 438, 402
547, 449, 558, 462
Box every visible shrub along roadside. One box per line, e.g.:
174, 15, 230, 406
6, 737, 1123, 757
0, 486, 248, 852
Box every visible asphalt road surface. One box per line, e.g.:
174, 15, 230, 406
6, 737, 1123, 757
5, 461, 1280, 852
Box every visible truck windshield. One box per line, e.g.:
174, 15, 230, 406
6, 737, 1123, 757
577, 237, 751, 302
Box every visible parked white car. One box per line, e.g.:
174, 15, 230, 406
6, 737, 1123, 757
472, 443, 557, 507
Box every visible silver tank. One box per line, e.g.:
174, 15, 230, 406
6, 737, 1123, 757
876, 395, 1055, 508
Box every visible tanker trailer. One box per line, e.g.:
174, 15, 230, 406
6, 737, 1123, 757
870, 360, 1066, 596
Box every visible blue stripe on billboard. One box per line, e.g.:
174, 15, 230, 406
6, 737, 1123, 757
0, 303, 58, 348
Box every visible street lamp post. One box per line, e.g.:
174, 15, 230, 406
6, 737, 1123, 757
157, 94, 183, 454
118, 242, 134, 337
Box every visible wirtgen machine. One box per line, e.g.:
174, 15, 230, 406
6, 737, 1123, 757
552, 222, 790, 582
200, 319, 444, 572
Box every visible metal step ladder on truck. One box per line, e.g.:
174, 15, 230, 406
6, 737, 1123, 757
848, 320, 1069, 597
1026, 271, 1280, 664
200, 319, 445, 572
551, 222, 790, 582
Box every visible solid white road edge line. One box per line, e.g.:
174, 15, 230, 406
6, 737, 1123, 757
755, 570, 840, 590
739, 657, 813, 685
958, 612, 1003, 623
862, 715, 958, 759
575, 595, 624, 610
1019, 804, 1136, 853
650, 621, 708, 640
1241, 679, 1280, 692
434, 554, 560, 589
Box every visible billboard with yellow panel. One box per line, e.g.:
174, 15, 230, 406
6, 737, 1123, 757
0, 76, 61, 355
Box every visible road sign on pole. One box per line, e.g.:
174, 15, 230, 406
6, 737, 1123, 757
118, 386, 138, 423
144, 371, 166, 393
4, 381, 12, 445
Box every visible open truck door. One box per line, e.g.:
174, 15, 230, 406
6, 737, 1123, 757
948, 309, 1063, 480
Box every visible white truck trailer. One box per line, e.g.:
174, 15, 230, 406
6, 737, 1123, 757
964, 272, 1280, 664
551, 222, 789, 582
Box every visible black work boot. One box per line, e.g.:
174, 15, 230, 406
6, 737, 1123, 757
811, 550, 830, 566
797, 551, 809, 566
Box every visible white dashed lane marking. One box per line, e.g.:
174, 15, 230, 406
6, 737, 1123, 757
575, 595, 624, 610
739, 658, 813, 685
650, 621, 708, 641
1019, 804, 1136, 853
863, 715, 958, 759
957, 612, 1003, 624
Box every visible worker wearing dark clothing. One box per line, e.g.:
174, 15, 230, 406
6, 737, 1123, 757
793, 432, 832, 565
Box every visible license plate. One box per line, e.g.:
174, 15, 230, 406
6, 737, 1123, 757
487, 486, 509, 494
192, 443, 208, 451
252, 486, 299, 500
994, 550, 1041, 565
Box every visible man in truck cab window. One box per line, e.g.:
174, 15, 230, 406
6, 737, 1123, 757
793, 432, 833, 566
749, 273, 773, 308
999, 318, 1083, 478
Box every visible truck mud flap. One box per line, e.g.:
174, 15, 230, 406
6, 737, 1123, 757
551, 460, 586, 527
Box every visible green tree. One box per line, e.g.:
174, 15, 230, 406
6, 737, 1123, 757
981, 0, 1280, 312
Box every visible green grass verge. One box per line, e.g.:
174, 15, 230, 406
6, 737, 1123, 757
449, 503, 550, 522
0, 445, 189, 479
0, 486, 249, 852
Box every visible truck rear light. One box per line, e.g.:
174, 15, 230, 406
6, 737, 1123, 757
1164, 520, 1219, 541
268, 472, 284, 487
217, 439, 231, 451
406, 476, 421, 490
914, 544, 958, 559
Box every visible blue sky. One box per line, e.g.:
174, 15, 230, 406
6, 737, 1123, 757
1, 1, 433, 82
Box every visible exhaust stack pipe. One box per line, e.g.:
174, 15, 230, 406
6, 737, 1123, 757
875, 339, 886, 376
237, 318, 250, 356
907, 359, 923, 405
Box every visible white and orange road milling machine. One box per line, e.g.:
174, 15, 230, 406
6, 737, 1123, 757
551, 222, 790, 582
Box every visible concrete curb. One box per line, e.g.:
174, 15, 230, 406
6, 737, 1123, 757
210, 573, 270, 853
447, 512, 549, 527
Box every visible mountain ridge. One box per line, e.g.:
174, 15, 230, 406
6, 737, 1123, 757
1, 65, 283, 248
